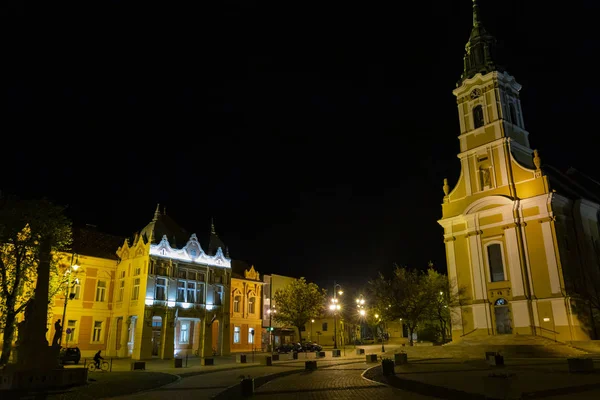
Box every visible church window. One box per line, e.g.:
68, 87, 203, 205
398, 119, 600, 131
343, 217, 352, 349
509, 103, 518, 126
473, 105, 484, 128
487, 243, 506, 282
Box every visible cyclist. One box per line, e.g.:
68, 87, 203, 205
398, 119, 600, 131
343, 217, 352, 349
93, 350, 104, 369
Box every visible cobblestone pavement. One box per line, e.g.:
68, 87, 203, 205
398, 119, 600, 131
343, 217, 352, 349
252, 361, 440, 400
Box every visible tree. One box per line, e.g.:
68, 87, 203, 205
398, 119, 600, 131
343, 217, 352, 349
0, 196, 72, 366
272, 277, 326, 343
367, 265, 431, 346
422, 268, 465, 343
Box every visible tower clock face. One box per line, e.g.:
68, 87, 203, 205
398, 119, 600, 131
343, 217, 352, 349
470, 88, 481, 99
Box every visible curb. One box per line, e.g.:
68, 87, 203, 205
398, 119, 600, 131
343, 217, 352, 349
211, 368, 305, 399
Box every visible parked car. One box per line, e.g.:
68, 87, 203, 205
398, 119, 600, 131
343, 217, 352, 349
301, 342, 322, 352
59, 346, 81, 364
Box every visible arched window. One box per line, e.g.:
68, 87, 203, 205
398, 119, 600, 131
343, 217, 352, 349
473, 105, 484, 128
487, 243, 505, 282
509, 103, 518, 126
233, 295, 241, 313
248, 297, 256, 314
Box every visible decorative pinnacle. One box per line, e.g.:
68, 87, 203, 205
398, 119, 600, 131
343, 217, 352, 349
153, 203, 160, 222
473, 0, 481, 28
211, 217, 216, 234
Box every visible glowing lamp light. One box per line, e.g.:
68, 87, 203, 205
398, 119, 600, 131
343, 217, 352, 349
375, 314, 379, 319
181, 302, 193, 309
359, 309, 365, 316
329, 304, 336, 311
206, 304, 214, 311
167, 301, 176, 307
145, 298, 154, 306
543, 317, 550, 322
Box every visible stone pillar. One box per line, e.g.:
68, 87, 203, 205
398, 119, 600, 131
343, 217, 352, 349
201, 317, 213, 358
133, 316, 153, 360
192, 320, 201, 355
160, 310, 175, 360
221, 315, 231, 356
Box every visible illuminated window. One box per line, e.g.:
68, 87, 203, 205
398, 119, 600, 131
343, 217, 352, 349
487, 243, 506, 282
177, 281, 186, 302
248, 297, 255, 314
196, 283, 204, 304
70, 282, 81, 300
473, 105, 484, 128
95, 280, 106, 302
156, 278, 167, 300
180, 321, 189, 344
66, 320, 76, 343
215, 287, 223, 305
132, 278, 140, 300
118, 280, 125, 302
234, 326, 240, 343
248, 328, 255, 344
186, 282, 195, 303
234, 295, 241, 313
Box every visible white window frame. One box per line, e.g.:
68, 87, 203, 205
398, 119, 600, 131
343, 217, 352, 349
92, 320, 103, 343
485, 241, 508, 282
66, 320, 77, 343
156, 278, 167, 301
177, 281, 186, 302
70, 281, 81, 300
248, 328, 254, 344
196, 283, 205, 304
233, 326, 240, 344
179, 320, 190, 344
233, 295, 241, 313
95, 280, 106, 302
248, 297, 255, 314
186, 281, 195, 303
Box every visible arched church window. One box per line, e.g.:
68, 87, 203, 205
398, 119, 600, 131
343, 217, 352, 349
487, 243, 505, 282
473, 105, 484, 128
509, 103, 518, 127
473, 104, 483, 129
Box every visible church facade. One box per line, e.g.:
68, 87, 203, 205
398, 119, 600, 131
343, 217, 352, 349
438, 1, 600, 343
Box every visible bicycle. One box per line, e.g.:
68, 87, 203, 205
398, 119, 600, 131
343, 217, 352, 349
88, 360, 110, 372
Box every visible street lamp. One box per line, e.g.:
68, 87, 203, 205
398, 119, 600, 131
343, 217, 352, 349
330, 281, 342, 349
267, 307, 276, 353
59, 253, 80, 347
310, 319, 314, 341
374, 313, 385, 353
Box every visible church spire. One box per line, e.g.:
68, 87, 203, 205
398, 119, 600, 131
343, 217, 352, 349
153, 203, 160, 222
458, 0, 503, 85
211, 217, 216, 235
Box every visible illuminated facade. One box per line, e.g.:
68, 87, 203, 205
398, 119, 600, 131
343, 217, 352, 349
261, 274, 298, 348
439, 2, 600, 343
230, 261, 263, 352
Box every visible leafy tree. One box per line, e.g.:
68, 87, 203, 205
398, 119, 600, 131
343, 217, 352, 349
0, 196, 72, 366
422, 268, 465, 343
367, 265, 431, 346
272, 277, 326, 343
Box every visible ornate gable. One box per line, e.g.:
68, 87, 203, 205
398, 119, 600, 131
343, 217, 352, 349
244, 265, 259, 281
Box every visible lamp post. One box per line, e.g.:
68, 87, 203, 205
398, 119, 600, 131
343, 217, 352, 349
310, 319, 314, 342
375, 313, 385, 353
329, 281, 343, 349
267, 307, 276, 353
59, 253, 80, 346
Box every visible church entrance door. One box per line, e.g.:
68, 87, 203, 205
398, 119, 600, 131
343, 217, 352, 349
494, 298, 512, 334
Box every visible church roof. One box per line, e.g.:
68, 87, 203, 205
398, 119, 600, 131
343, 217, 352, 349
72, 225, 125, 260
458, 0, 504, 85
544, 165, 600, 204
207, 218, 227, 256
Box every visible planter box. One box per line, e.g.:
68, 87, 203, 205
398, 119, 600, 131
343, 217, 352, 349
131, 361, 146, 370
332, 349, 341, 357
271, 354, 280, 361
568, 358, 594, 373
305, 360, 317, 371
382, 360, 395, 376
356, 348, 365, 355
483, 374, 520, 400
316, 351, 326, 358
202, 358, 214, 366
394, 353, 408, 365
366, 354, 378, 363
240, 378, 254, 397
264, 356, 272, 366
292, 352, 298, 360
174, 358, 183, 368
237, 354, 247, 364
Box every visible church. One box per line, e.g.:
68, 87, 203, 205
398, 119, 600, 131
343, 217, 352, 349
438, 1, 600, 343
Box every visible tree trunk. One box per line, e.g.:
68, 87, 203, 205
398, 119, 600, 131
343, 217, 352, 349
439, 317, 447, 342
409, 326, 415, 346
0, 310, 16, 366
296, 326, 303, 343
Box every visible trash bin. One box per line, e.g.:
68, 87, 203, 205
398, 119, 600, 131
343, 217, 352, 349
174, 358, 183, 368
240, 377, 254, 397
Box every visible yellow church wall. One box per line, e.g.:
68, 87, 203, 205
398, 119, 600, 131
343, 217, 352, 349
523, 223, 552, 299
515, 178, 548, 199
522, 207, 539, 218
510, 157, 535, 183
453, 238, 474, 302
479, 213, 503, 227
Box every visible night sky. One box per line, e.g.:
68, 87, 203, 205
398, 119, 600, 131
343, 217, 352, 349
3, 1, 599, 291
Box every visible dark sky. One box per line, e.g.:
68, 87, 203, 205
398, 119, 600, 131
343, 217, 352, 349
3, 1, 599, 291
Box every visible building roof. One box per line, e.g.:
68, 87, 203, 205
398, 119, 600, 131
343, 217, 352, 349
545, 165, 600, 204
138, 204, 191, 247
72, 225, 126, 260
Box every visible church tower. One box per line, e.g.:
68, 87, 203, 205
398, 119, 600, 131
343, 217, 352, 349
438, 1, 596, 342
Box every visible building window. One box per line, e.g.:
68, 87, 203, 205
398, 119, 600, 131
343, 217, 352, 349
234, 326, 240, 343
66, 320, 76, 343
95, 280, 106, 302
487, 243, 506, 282
473, 105, 484, 128
118, 280, 125, 302
248, 328, 255, 344
134, 267, 141, 276
177, 281, 186, 302
233, 295, 241, 313
70, 281, 81, 300
322, 322, 328, 331
248, 297, 255, 314
186, 282, 195, 303
509, 103, 518, 126
215, 287, 223, 305
180, 321, 189, 344
198, 273, 205, 282
156, 278, 167, 301
196, 283, 205, 304
92, 321, 103, 342
132, 278, 140, 300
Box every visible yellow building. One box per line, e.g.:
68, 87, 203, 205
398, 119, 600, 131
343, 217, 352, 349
439, 2, 600, 343
261, 274, 299, 349
229, 261, 263, 353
